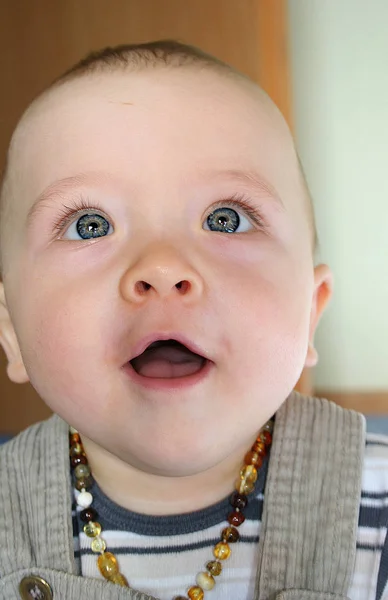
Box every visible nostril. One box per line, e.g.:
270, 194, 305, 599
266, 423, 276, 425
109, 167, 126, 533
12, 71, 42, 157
175, 280, 190, 293
135, 281, 152, 295
132, 279, 192, 298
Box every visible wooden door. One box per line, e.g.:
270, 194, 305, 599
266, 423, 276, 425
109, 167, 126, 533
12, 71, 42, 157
0, 0, 298, 434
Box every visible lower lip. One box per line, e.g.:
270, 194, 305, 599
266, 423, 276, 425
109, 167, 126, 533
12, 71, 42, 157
121, 359, 213, 391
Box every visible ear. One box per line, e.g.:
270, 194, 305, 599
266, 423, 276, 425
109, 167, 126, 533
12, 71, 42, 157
304, 264, 333, 368
0, 281, 29, 383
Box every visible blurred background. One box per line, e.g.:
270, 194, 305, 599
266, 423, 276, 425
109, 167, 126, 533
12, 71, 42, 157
0, 0, 387, 439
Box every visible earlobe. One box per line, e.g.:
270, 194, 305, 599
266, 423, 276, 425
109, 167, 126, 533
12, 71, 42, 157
304, 264, 334, 368
305, 342, 319, 368
0, 282, 29, 383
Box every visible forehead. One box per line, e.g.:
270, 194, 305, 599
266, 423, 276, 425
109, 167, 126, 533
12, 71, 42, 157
10, 68, 299, 212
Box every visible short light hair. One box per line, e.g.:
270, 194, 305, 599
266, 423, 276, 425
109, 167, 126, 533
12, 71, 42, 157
0, 40, 317, 276
55, 39, 239, 83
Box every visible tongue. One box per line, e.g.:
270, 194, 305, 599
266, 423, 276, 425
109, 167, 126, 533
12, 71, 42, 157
131, 345, 205, 378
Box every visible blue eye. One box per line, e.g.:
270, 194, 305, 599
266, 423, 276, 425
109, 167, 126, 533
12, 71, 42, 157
63, 213, 113, 240
204, 207, 253, 233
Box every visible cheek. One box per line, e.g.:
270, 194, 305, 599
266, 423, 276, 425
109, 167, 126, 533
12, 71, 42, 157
215, 253, 312, 382
16, 281, 107, 405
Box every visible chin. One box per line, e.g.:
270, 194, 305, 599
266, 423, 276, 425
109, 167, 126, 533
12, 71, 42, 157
120, 437, 227, 478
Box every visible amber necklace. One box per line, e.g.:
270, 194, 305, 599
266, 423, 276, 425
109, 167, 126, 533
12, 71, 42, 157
69, 421, 273, 600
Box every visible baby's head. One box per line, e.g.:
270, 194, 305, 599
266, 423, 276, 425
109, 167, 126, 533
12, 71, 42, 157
0, 41, 332, 477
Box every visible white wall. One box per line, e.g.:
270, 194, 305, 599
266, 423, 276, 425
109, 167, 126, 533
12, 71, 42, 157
288, 0, 388, 391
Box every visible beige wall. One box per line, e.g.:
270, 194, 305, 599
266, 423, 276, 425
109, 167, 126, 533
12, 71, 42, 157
288, 0, 388, 392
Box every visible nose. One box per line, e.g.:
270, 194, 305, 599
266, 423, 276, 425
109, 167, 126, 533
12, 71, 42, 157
119, 245, 204, 305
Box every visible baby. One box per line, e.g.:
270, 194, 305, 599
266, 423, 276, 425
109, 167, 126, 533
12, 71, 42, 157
0, 40, 387, 600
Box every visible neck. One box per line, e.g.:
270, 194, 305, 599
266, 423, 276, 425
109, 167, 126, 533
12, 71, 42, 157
81, 437, 255, 516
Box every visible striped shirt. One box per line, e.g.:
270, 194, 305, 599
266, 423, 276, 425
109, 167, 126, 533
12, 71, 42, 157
73, 433, 388, 600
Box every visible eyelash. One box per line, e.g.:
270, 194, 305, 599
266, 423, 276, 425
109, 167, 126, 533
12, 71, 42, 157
52, 197, 107, 236
51, 192, 266, 237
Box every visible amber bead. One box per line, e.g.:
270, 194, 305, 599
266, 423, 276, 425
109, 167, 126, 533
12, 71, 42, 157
187, 586, 204, 600
98, 552, 119, 579
222, 526, 240, 543
70, 432, 80, 444
80, 507, 98, 522
236, 477, 255, 494
240, 464, 257, 484
259, 430, 272, 445
70, 442, 83, 457
238, 464, 257, 495
74, 464, 91, 479
71, 454, 88, 468
196, 572, 215, 590
91, 537, 106, 553
206, 560, 222, 576
264, 420, 274, 433
244, 450, 263, 468
228, 511, 245, 527
84, 521, 102, 538
252, 440, 266, 455
236, 479, 255, 494
109, 572, 129, 587
230, 491, 248, 510
213, 541, 231, 560
75, 475, 93, 491
237, 464, 257, 495
77, 490, 93, 508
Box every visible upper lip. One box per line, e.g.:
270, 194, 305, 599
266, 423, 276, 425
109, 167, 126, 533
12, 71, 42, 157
127, 333, 211, 363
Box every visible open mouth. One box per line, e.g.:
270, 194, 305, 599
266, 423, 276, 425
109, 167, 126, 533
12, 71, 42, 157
129, 339, 208, 379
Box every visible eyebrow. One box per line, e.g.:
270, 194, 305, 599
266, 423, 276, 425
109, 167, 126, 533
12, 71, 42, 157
26, 173, 105, 228
201, 168, 285, 211
26, 167, 284, 228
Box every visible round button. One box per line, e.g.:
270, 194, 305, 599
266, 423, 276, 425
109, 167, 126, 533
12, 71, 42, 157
19, 576, 53, 600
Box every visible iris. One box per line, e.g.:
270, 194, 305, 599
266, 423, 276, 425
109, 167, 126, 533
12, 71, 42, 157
76, 214, 110, 239
206, 207, 240, 233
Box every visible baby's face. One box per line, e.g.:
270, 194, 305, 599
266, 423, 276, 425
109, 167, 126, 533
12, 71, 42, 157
2, 69, 330, 475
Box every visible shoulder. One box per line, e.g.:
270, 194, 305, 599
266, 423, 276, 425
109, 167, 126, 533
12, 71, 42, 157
0, 419, 44, 463
0, 414, 66, 477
